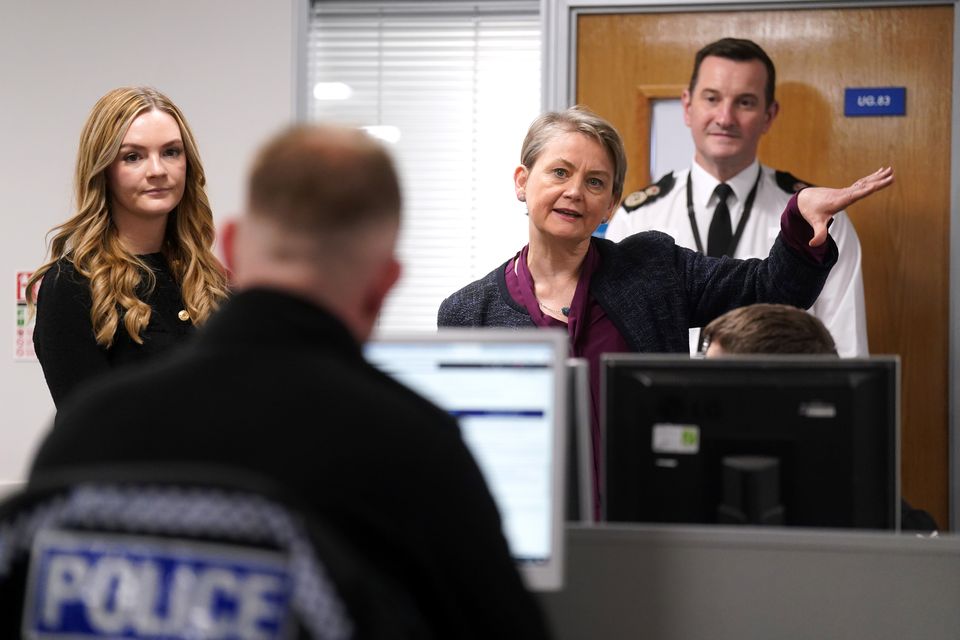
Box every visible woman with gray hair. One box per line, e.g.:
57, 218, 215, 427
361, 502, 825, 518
438, 105, 892, 508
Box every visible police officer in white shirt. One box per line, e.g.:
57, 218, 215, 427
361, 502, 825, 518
604, 38, 868, 357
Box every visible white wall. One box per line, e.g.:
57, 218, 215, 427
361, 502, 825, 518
0, 0, 301, 487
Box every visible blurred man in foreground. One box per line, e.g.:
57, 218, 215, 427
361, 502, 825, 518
29, 124, 551, 638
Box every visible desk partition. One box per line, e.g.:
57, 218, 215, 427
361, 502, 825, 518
540, 524, 960, 640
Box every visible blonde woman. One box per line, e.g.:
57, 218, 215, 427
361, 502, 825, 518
28, 87, 229, 406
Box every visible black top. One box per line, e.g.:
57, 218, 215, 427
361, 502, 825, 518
33, 254, 193, 407
29, 288, 551, 639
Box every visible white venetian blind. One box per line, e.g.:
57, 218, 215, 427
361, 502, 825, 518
306, 1, 541, 331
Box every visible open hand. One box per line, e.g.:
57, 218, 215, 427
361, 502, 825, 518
797, 167, 894, 247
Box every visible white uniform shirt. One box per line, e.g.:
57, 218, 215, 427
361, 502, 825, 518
604, 160, 869, 357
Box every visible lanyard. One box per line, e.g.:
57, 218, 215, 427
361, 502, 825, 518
686, 166, 763, 257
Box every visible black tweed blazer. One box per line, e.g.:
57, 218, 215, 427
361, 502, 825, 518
437, 231, 837, 353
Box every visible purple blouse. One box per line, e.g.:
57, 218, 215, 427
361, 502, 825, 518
505, 243, 627, 519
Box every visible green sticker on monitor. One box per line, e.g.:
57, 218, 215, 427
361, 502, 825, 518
652, 424, 700, 454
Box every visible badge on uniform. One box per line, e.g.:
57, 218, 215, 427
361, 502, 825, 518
23, 530, 295, 639
621, 172, 677, 212
623, 190, 648, 208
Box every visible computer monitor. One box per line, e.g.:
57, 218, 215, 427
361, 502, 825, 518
565, 358, 594, 524
364, 328, 567, 590
603, 355, 899, 530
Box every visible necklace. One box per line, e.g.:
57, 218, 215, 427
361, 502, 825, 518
513, 255, 574, 318
538, 300, 570, 317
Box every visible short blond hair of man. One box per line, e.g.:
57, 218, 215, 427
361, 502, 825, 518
248, 124, 401, 235
239, 123, 403, 284
230, 124, 403, 342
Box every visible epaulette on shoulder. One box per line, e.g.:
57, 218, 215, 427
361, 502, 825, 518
775, 170, 815, 194
621, 172, 676, 213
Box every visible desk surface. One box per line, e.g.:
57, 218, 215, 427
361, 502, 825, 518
539, 524, 960, 640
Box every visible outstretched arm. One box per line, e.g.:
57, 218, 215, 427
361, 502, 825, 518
798, 167, 894, 247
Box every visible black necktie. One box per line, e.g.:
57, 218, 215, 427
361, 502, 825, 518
707, 183, 734, 257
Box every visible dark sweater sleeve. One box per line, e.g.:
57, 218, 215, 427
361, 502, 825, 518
437, 292, 474, 327
437, 270, 500, 327
438, 262, 533, 329
679, 233, 839, 328
33, 261, 110, 407
778, 191, 831, 264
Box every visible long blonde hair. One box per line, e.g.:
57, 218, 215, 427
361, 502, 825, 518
27, 87, 228, 347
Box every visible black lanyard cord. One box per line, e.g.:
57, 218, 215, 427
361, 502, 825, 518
686, 166, 763, 257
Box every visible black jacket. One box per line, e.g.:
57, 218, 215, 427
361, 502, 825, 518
30, 288, 550, 639
439, 233, 837, 353
33, 254, 193, 407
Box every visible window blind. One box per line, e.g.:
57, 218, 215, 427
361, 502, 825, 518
307, 1, 541, 331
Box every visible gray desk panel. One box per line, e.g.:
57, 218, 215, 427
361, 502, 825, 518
540, 524, 960, 639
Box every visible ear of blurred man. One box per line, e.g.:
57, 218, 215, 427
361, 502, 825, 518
357, 255, 401, 341
220, 219, 238, 279
222, 212, 401, 344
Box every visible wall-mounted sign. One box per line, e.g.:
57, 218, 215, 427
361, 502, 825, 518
15, 271, 37, 362
844, 87, 906, 117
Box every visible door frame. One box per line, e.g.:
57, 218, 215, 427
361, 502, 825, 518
541, 0, 960, 528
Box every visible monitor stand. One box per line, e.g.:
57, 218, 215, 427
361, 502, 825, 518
716, 455, 785, 526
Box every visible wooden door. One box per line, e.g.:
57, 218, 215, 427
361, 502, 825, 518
577, 6, 953, 528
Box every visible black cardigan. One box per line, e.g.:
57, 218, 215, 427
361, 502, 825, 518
438, 232, 837, 352
33, 254, 194, 407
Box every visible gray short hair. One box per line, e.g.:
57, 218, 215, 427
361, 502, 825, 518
519, 106, 627, 203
